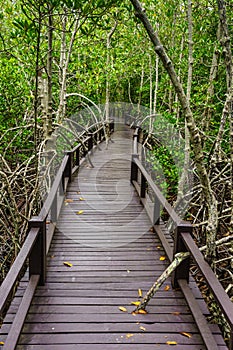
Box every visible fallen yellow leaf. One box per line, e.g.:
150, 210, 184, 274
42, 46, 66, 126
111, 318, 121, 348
138, 288, 143, 298
172, 311, 181, 316
63, 261, 73, 267
119, 306, 127, 312
166, 341, 177, 345
0, 342, 4, 345
64, 199, 74, 203
79, 197, 85, 201
126, 334, 134, 339
140, 326, 146, 331
164, 285, 170, 291
160, 256, 166, 261
77, 210, 84, 215
180, 332, 192, 338
131, 301, 141, 306
134, 309, 148, 314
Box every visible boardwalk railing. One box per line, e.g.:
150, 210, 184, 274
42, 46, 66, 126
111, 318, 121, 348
0, 121, 114, 350
130, 126, 233, 350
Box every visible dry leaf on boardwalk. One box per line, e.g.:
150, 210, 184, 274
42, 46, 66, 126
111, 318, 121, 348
164, 285, 170, 291
160, 256, 166, 261
180, 332, 192, 338
166, 341, 177, 345
119, 306, 128, 312
133, 309, 148, 314
63, 261, 73, 267
64, 199, 74, 203
138, 288, 143, 298
131, 301, 141, 306
76, 210, 84, 215
172, 311, 181, 316
140, 326, 146, 331
126, 334, 134, 339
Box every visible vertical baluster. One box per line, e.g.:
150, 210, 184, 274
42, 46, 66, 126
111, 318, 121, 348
153, 195, 160, 225
29, 216, 46, 285
140, 173, 146, 198
172, 222, 192, 288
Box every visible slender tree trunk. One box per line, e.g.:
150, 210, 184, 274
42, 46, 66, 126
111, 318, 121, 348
153, 55, 159, 115
47, 5, 53, 134
202, 26, 220, 134
175, 35, 184, 121
34, 5, 42, 172
57, 10, 80, 123
130, 0, 218, 261
105, 21, 117, 148
138, 65, 144, 117
105, 21, 117, 122
217, 0, 233, 228
176, 0, 192, 208
186, 0, 193, 103
149, 54, 153, 133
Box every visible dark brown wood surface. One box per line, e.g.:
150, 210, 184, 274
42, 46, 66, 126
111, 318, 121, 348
0, 124, 227, 349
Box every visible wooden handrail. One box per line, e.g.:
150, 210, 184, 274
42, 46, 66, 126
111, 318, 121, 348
130, 125, 233, 350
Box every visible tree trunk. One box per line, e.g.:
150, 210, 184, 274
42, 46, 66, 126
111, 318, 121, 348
105, 21, 117, 147
57, 10, 80, 123
202, 26, 220, 134
175, 0, 192, 210
46, 3, 53, 139
216, 0, 233, 229
153, 55, 159, 115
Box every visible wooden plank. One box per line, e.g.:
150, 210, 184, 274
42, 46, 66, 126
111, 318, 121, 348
4, 321, 201, 334
29, 296, 190, 306
16, 288, 184, 298
17, 332, 222, 345
4, 312, 198, 325
15, 345, 228, 350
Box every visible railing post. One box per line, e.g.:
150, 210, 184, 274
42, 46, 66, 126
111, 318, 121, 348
125, 114, 130, 125
131, 154, 139, 183
110, 120, 114, 133
51, 191, 57, 223
172, 221, 192, 289
88, 133, 93, 152
75, 147, 80, 167
230, 330, 233, 350
140, 173, 146, 198
64, 150, 73, 183
29, 216, 46, 285
153, 195, 160, 225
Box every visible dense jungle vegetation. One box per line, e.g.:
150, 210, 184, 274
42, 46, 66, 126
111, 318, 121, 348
0, 0, 233, 342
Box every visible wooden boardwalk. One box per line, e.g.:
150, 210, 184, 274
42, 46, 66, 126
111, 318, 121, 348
0, 124, 228, 349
